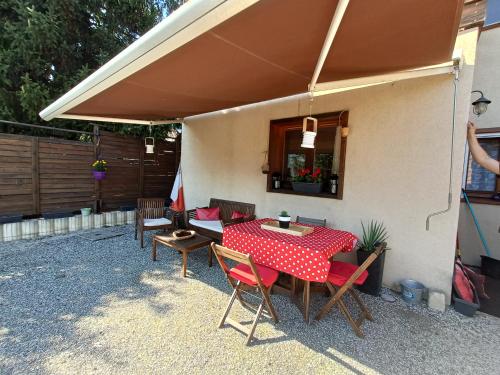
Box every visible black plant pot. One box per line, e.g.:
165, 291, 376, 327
356, 250, 386, 296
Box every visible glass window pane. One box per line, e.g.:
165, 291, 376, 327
466, 138, 499, 192
287, 154, 305, 177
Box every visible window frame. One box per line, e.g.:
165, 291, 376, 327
462, 127, 500, 205
267, 111, 348, 199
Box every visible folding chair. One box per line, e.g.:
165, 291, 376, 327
315, 243, 386, 338
211, 243, 279, 345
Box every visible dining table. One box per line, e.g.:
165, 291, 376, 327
222, 218, 358, 322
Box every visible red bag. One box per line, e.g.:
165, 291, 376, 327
453, 264, 474, 303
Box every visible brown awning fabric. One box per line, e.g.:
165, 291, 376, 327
64, 0, 463, 121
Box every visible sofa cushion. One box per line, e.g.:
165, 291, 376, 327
144, 218, 171, 227
231, 210, 249, 220
189, 219, 223, 233
195, 207, 220, 221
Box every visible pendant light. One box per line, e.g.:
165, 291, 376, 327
145, 125, 155, 154
471, 90, 491, 116
301, 96, 318, 148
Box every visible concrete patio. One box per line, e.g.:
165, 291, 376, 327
1, 226, 499, 375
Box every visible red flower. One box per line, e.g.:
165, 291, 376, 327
312, 168, 321, 178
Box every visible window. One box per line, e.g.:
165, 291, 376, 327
463, 128, 500, 204
267, 111, 347, 199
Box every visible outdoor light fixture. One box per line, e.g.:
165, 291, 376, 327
471, 90, 491, 116
145, 137, 155, 153
301, 116, 318, 148
145, 125, 155, 153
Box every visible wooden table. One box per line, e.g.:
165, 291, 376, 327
223, 219, 358, 323
152, 232, 213, 277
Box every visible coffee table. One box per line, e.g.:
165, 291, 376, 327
152, 232, 213, 277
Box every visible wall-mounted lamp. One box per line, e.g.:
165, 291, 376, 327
301, 116, 318, 148
341, 126, 349, 138
471, 90, 491, 116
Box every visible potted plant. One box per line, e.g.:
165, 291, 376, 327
356, 220, 389, 296
92, 159, 107, 180
278, 211, 291, 229
291, 168, 322, 194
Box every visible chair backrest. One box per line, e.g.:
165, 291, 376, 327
296, 216, 327, 227
137, 198, 165, 219
209, 198, 255, 223
211, 243, 265, 288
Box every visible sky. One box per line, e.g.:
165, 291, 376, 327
486, 0, 500, 25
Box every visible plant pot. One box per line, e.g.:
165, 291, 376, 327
80, 208, 92, 216
93, 171, 106, 181
356, 250, 386, 296
278, 216, 290, 229
291, 182, 322, 194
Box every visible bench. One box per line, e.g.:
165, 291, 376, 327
186, 198, 256, 242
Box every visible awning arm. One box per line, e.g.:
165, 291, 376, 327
308, 0, 350, 93
312, 60, 458, 95
55, 114, 180, 125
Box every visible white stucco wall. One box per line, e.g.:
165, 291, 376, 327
182, 30, 478, 303
458, 26, 500, 266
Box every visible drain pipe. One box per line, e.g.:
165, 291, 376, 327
425, 62, 460, 230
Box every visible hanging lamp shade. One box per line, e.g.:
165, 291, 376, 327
145, 137, 155, 154
301, 117, 318, 148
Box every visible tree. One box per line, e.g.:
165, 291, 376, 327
0, 0, 183, 138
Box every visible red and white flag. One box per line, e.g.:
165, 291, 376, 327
170, 166, 185, 212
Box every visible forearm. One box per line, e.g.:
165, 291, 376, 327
468, 133, 500, 174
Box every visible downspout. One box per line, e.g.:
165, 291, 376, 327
425, 60, 461, 230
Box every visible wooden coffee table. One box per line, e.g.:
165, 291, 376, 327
152, 232, 213, 277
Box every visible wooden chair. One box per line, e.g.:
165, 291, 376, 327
135, 198, 174, 248
296, 216, 327, 227
211, 243, 279, 345
314, 243, 387, 338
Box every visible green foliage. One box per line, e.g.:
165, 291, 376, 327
359, 220, 389, 253
0, 0, 183, 138
279, 211, 289, 217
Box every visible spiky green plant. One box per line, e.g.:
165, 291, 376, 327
279, 211, 289, 217
359, 220, 389, 253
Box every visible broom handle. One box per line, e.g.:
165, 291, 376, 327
462, 189, 492, 257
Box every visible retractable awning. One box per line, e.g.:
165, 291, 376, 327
40, 0, 464, 124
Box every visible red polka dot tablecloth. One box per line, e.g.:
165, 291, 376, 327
222, 218, 358, 282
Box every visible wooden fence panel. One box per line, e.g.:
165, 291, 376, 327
99, 131, 142, 210
0, 129, 181, 217
0, 134, 35, 215
38, 138, 95, 213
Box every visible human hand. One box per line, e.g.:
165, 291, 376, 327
467, 121, 476, 137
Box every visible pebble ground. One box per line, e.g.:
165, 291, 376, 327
1, 225, 499, 374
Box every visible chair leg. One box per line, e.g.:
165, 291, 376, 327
219, 288, 239, 328
140, 228, 144, 248
338, 298, 364, 338
134, 224, 138, 240
261, 287, 278, 323
349, 289, 373, 321
246, 301, 264, 346
315, 283, 339, 321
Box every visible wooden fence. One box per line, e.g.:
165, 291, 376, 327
0, 129, 180, 217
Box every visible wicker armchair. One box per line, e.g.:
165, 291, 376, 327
135, 198, 174, 248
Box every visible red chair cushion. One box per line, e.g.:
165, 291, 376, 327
327, 261, 369, 287
229, 263, 279, 288
195, 207, 220, 221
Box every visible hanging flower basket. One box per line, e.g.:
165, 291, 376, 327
92, 160, 107, 180
92, 171, 106, 180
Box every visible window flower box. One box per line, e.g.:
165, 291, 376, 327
291, 182, 322, 194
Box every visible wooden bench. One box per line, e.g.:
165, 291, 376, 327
186, 198, 255, 242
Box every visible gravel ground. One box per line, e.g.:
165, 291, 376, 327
1, 225, 499, 375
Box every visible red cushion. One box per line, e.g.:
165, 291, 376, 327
229, 263, 279, 288
327, 261, 368, 287
231, 210, 249, 220
453, 264, 474, 303
195, 207, 220, 221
